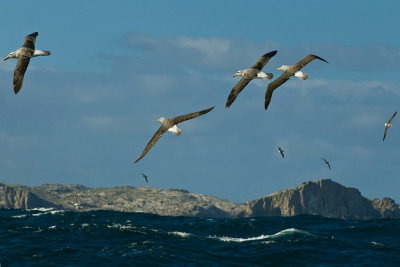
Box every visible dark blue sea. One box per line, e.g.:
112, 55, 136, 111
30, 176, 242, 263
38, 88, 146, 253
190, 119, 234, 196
1, 209, 400, 266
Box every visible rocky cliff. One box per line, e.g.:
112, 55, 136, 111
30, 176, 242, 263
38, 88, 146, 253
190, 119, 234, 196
0, 179, 399, 219
0, 182, 245, 218
244, 179, 399, 219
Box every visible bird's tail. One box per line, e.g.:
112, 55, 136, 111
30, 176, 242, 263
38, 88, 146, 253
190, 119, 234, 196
295, 71, 308, 80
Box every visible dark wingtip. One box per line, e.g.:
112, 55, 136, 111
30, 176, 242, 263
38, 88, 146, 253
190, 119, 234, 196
28, 32, 39, 37
311, 54, 328, 63
264, 50, 278, 58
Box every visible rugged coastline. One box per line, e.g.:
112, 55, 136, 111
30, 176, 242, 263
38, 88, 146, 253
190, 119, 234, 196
0, 179, 398, 219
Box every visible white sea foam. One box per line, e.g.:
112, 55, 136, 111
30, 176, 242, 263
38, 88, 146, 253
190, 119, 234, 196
210, 228, 313, 243
49, 225, 56, 230
169, 231, 192, 238
28, 207, 54, 212
11, 214, 28, 219
371, 241, 384, 247
31, 209, 64, 217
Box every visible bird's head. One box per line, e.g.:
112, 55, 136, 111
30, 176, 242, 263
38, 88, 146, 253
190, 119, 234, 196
277, 65, 288, 71
4, 51, 15, 61
157, 117, 166, 123
232, 70, 243, 77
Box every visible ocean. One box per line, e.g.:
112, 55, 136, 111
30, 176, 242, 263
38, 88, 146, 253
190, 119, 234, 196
1, 209, 399, 266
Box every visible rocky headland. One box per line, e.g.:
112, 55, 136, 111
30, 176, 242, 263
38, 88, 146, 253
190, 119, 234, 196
0, 179, 399, 219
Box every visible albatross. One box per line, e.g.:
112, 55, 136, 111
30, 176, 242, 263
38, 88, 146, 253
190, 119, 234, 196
4, 32, 51, 94
383, 111, 397, 141
226, 50, 277, 108
321, 158, 331, 170
141, 173, 148, 183
278, 146, 284, 158
264, 54, 328, 109
134, 106, 215, 163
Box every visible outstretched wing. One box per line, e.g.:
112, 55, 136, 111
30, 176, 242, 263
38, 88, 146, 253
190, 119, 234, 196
172, 106, 215, 125
22, 32, 38, 49
388, 111, 397, 124
250, 50, 277, 70
225, 77, 253, 108
321, 158, 331, 170
264, 73, 291, 109
135, 126, 165, 163
383, 127, 389, 141
294, 54, 328, 71
13, 56, 31, 94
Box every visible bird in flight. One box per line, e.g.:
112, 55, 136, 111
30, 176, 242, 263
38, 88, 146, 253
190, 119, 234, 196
383, 111, 397, 141
141, 173, 148, 183
134, 106, 215, 163
321, 158, 331, 170
264, 54, 328, 109
4, 32, 51, 94
226, 50, 277, 108
278, 146, 285, 158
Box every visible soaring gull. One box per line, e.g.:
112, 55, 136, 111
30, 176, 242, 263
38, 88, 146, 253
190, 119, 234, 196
264, 54, 328, 109
4, 32, 51, 94
134, 106, 215, 163
226, 50, 277, 108
383, 111, 397, 141
278, 146, 284, 158
321, 158, 331, 170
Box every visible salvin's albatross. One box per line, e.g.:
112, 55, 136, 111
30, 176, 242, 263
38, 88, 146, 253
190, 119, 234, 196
264, 54, 328, 109
383, 111, 397, 141
141, 173, 148, 183
321, 158, 331, 170
278, 146, 284, 158
226, 50, 277, 108
134, 106, 215, 163
4, 32, 51, 94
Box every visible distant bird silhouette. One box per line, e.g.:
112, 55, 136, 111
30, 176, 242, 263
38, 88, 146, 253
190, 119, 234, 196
278, 146, 285, 158
265, 54, 328, 109
383, 111, 397, 141
4, 32, 51, 94
135, 106, 215, 163
141, 173, 148, 183
321, 158, 331, 170
226, 50, 277, 108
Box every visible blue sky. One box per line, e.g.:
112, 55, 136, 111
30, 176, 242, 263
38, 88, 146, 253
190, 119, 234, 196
1, 0, 399, 203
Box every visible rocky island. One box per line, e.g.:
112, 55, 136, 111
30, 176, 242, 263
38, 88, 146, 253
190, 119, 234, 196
0, 179, 399, 219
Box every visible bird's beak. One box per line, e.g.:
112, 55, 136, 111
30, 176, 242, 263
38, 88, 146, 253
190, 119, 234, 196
276, 67, 281, 70
4, 55, 10, 61
232, 73, 238, 77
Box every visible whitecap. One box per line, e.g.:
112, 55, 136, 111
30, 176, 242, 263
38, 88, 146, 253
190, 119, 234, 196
28, 207, 54, 212
48, 225, 56, 230
209, 228, 315, 243
11, 214, 28, 219
169, 231, 192, 238
371, 241, 384, 247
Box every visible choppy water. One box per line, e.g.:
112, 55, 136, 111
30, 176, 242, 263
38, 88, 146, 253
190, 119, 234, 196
1, 208, 400, 266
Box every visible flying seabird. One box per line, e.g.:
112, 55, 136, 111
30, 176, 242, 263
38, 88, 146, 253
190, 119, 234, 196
4, 32, 51, 94
134, 106, 215, 163
321, 158, 331, 170
278, 146, 284, 158
141, 173, 148, 183
226, 50, 277, 108
383, 111, 397, 141
264, 54, 328, 109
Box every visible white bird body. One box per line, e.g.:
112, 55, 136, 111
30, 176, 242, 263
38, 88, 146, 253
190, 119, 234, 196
294, 71, 308, 80
233, 69, 273, 80
167, 124, 182, 136
384, 122, 392, 128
